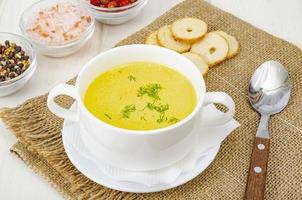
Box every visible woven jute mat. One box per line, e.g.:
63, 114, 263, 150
1, 0, 302, 199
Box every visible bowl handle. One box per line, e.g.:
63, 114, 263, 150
202, 92, 235, 126
47, 84, 79, 122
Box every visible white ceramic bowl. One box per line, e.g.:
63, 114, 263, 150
19, 0, 95, 57
0, 32, 37, 97
80, 0, 148, 25
47, 45, 235, 171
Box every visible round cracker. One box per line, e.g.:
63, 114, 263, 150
215, 31, 239, 58
157, 25, 191, 53
145, 31, 160, 46
172, 18, 207, 43
191, 32, 228, 67
182, 52, 209, 77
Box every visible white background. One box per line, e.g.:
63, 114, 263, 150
0, 0, 301, 199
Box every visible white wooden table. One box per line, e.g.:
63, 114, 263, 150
0, 0, 301, 199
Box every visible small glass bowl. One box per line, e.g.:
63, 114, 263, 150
19, 0, 95, 57
80, 0, 149, 25
0, 32, 37, 97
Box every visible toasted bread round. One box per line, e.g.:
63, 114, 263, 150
172, 18, 207, 43
145, 31, 160, 46
191, 32, 228, 67
157, 25, 191, 53
182, 52, 209, 76
215, 31, 239, 58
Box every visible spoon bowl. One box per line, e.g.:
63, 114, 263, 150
248, 60, 291, 115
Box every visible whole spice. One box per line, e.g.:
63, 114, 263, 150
0, 40, 31, 82
90, 0, 137, 8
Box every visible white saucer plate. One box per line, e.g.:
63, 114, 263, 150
62, 120, 220, 193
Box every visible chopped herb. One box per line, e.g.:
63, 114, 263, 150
146, 102, 169, 113
146, 102, 170, 123
121, 104, 136, 119
128, 75, 137, 82
157, 113, 168, 123
140, 116, 147, 121
137, 83, 163, 100
168, 117, 179, 124
104, 113, 112, 120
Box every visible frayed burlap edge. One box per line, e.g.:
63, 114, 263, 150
10, 142, 73, 200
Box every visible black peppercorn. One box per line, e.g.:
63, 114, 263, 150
7, 64, 13, 69
15, 46, 21, 52
16, 68, 22, 75
8, 52, 14, 59
9, 72, 17, 79
1, 46, 5, 53
18, 63, 24, 68
5, 40, 10, 46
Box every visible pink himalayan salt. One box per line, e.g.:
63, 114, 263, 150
26, 2, 92, 44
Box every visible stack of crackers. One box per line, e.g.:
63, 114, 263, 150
145, 18, 240, 76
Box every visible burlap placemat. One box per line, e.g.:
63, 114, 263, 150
1, 0, 302, 199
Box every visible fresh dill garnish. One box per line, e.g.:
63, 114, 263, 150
137, 83, 163, 100
121, 104, 136, 119
104, 113, 112, 120
146, 102, 169, 123
146, 102, 169, 113
140, 116, 147, 121
137, 83, 167, 123
168, 117, 179, 124
157, 113, 168, 123
128, 75, 137, 82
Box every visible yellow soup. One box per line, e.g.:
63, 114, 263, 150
84, 62, 197, 130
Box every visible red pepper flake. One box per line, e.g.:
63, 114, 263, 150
90, 0, 100, 6
108, 1, 118, 8
91, 0, 136, 8
101, 0, 110, 4
119, 0, 130, 7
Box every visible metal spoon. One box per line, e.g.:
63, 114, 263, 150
245, 60, 291, 200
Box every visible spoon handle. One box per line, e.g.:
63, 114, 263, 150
245, 137, 270, 200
